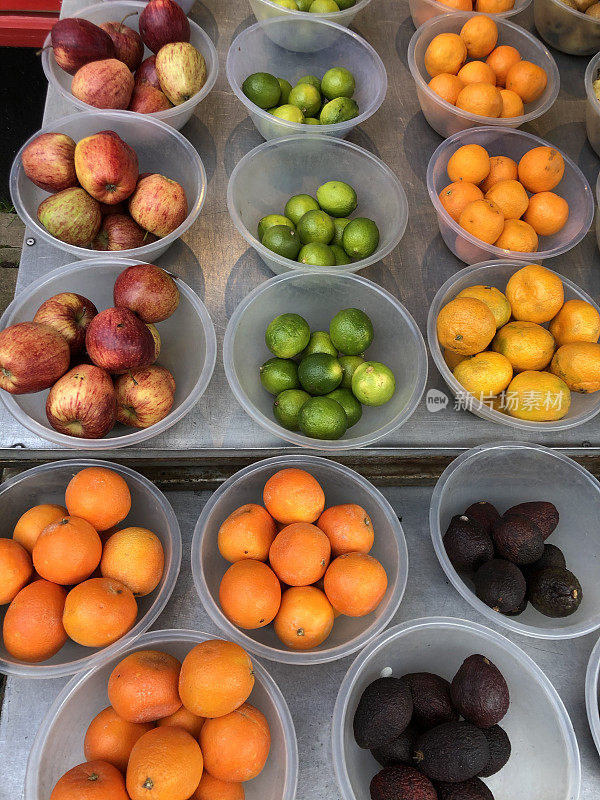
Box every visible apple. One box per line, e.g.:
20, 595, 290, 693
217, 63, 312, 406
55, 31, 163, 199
37, 187, 102, 246
128, 174, 188, 237
139, 0, 190, 54
99, 200, 126, 216
147, 324, 161, 361
93, 213, 152, 251
113, 263, 179, 322
33, 292, 98, 354
74, 131, 138, 205
86, 307, 156, 374
46, 363, 117, 439
50, 18, 116, 75
100, 15, 144, 71
71, 59, 134, 110
21, 133, 78, 193
155, 42, 206, 105
129, 84, 172, 113
114, 364, 175, 428
0, 322, 70, 394
135, 55, 160, 89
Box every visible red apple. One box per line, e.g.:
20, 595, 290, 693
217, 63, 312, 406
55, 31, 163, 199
71, 59, 134, 110
0, 322, 70, 394
147, 324, 161, 361
134, 55, 160, 89
92, 213, 152, 251
114, 364, 175, 428
129, 84, 172, 113
37, 187, 102, 246
46, 363, 117, 438
100, 15, 144, 71
74, 130, 138, 205
86, 307, 155, 374
155, 42, 206, 105
21, 133, 78, 193
50, 18, 116, 75
99, 201, 126, 215
114, 263, 179, 322
128, 174, 188, 237
33, 292, 98, 354
139, 0, 190, 54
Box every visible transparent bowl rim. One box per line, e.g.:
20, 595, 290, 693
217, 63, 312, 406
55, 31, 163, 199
249, 0, 373, 19
585, 634, 600, 758
411, 0, 532, 18
542, 0, 600, 23
586, 52, 600, 114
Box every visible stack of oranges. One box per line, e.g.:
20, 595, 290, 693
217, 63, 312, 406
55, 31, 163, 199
436, 0, 516, 11
50, 639, 269, 800
216, 467, 388, 651
0, 466, 165, 663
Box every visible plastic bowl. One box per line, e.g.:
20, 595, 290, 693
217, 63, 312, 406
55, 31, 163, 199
226, 18, 386, 141
408, 13, 559, 139
10, 111, 206, 262
427, 260, 600, 431
409, 0, 532, 28
427, 126, 594, 265
42, 1, 218, 130
586, 52, 600, 157
534, 0, 600, 54
24, 628, 298, 800
102, 0, 195, 12
585, 634, 600, 757
227, 135, 408, 275
191, 455, 408, 665
332, 616, 581, 800
0, 460, 181, 679
247, 0, 371, 28
223, 271, 427, 449
0, 258, 216, 450
430, 441, 600, 639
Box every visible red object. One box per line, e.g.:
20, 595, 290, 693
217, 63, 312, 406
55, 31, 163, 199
0, 0, 61, 48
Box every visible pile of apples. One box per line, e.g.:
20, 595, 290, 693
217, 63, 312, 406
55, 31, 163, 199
0, 264, 180, 439
49, 0, 207, 113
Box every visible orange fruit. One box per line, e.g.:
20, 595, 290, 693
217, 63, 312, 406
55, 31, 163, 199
495, 219, 539, 252
522, 191, 569, 236
447, 144, 491, 184
219, 559, 281, 629
84, 707, 154, 773
518, 147, 564, 193
459, 198, 505, 244
65, 467, 131, 532
505, 263, 565, 323
12, 503, 67, 553
3, 579, 67, 662
549, 299, 600, 347
505, 370, 571, 421
100, 527, 164, 597
499, 88, 525, 118
479, 155, 518, 192
126, 726, 203, 800
317, 503, 375, 557
63, 577, 137, 648
457, 61, 497, 86
438, 182, 484, 222
492, 320, 556, 371
268, 522, 331, 586
437, 297, 497, 355
486, 45, 522, 87
443, 349, 467, 370
263, 468, 325, 525
50, 760, 129, 800
456, 285, 511, 328
453, 351, 514, 396
485, 179, 529, 220
323, 552, 388, 617
459, 15, 498, 59
505, 60, 548, 103
33, 515, 102, 585
157, 706, 205, 737
108, 649, 182, 723
191, 773, 244, 800
424, 32, 468, 77
0, 538, 33, 604
217, 504, 277, 563
428, 73, 465, 105
455, 83, 503, 117
438, 0, 473, 8
274, 586, 335, 650
551, 342, 600, 393
199, 703, 270, 783
179, 639, 254, 719
476, 0, 515, 10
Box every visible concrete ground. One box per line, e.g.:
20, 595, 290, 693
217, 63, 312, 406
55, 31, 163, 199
0, 213, 22, 314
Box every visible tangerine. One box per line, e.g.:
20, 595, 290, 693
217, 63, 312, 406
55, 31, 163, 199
219, 559, 281, 629
269, 522, 331, 586
217, 504, 277, 563
0, 538, 33, 604
33, 515, 102, 585
200, 703, 270, 783
108, 649, 182, 723
65, 467, 131, 532
3, 579, 67, 662
274, 586, 335, 650
63, 577, 137, 648
518, 147, 564, 193
438, 181, 484, 222
84, 707, 154, 773
126, 727, 203, 800
323, 552, 388, 617
100, 527, 164, 597
505, 263, 564, 323
317, 503, 374, 557
549, 299, 600, 347
522, 191, 569, 236
12, 503, 67, 553
263, 468, 325, 524
50, 761, 129, 800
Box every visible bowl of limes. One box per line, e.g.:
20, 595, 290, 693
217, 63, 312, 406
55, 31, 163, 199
247, 0, 372, 27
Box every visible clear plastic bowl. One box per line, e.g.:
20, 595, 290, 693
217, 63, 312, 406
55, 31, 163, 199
586, 52, 600, 157
409, 0, 532, 28
227, 135, 408, 275
24, 628, 298, 800
247, 0, 371, 28
191, 455, 408, 665
0, 258, 216, 450
102, 0, 195, 13
430, 441, 600, 639
332, 616, 581, 800
223, 271, 427, 449
42, 1, 218, 130
408, 13, 559, 139
0, 460, 181, 679
10, 111, 207, 262
226, 17, 386, 140
585, 634, 600, 757
427, 126, 594, 265
426, 260, 600, 431
534, 0, 600, 55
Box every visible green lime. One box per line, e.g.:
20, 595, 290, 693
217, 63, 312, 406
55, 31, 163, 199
296, 75, 321, 92
342, 217, 379, 259
332, 217, 350, 247
260, 357, 300, 395
316, 181, 357, 217
338, 354, 364, 388
277, 77, 292, 104
273, 389, 311, 430
325, 387, 362, 427
288, 83, 321, 117
271, 104, 304, 123
298, 396, 347, 440
284, 194, 319, 226
331, 244, 351, 265
298, 242, 336, 266
257, 214, 294, 241
352, 361, 396, 406
335, 0, 356, 8
304, 117, 320, 125
296, 0, 313, 8
302, 330, 338, 358
266, 313, 311, 358
298, 352, 343, 395
242, 72, 281, 110
261, 225, 301, 260
297, 209, 335, 244
330, 308, 374, 355
274, 0, 299, 7
309, 0, 340, 10
320, 97, 359, 125
321, 67, 356, 100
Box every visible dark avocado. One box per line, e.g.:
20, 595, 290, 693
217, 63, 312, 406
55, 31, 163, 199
503, 501, 559, 540
402, 672, 458, 730
464, 501, 500, 535
478, 725, 511, 777
354, 677, 414, 749
523, 543, 566, 580
527, 567, 582, 618
473, 559, 526, 614
443, 515, 494, 572
503, 595, 528, 617
371, 724, 418, 767
413, 721, 489, 783
435, 778, 494, 799
370, 764, 438, 800
450, 654, 509, 728
491, 515, 544, 565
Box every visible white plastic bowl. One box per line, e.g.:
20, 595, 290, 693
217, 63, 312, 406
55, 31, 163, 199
223, 271, 427, 449
430, 442, 600, 639
427, 126, 594, 265
226, 17, 386, 140
191, 455, 408, 665
227, 135, 408, 275
332, 616, 581, 800
0, 258, 216, 450
409, 0, 532, 28
585, 634, 600, 757
427, 260, 600, 431
586, 52, 600, 157
248, 0, 371, 28
42, 1, 218, 130
0, 460, 181, 679
534, 0, 600, 55
24, 629, 298, 800
408, 13, 559, 139
10, 111, 206, 262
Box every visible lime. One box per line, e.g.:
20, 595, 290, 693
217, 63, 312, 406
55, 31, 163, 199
320, 97, 359, 125
330, 308, 374, 355
257, 214, 294, 241
266, 313, 311, 358
242, 72, 281, 110
284, 194, 319, 226
297, 209, 335, 244
298, 352, 343, 395
321, 67, 356, 100
260, 357, 300, 395
296, 75, 321, 92
274, 0, 299, 7
338, 354, 364, 388
302, 330, 338, 358
298, 396, 347, 440
352, 361, 396, 406
342, 217, 379, 259
298, 242, 336, 266
277, 77, 292, 104
332, 217, 350, 247
331, 244, 351, 265
335, 0, 356, 8
261, 225, 301, 260
271, 104, 304, 123
325, 387, 362, 427
304, 117, 320, 125
316, 181, 357, 217
309, 0, 340, 11
296, 0, 313, 8
288, 83, 321, 117
273, 389, 311, 430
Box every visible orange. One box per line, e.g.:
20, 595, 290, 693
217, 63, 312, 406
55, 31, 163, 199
476, 0, 515, 10
100, 527, 164, 597
438, 182, 484, 222
486, 45, 522, 87
108, 649, 182, 723
274, 586, 335, 650
522, 191, 569, 236
63, 577, 137, 648
428, 73, 465, 105
505, 370, 571, 421
12, 503, 67, 553
443, 349, 467, 370
505, 263, 565, 323
263, 468, 325, 524
50, 760, 129, 800
479, 155, 518, 192
157, 706, 205, 738
219, 559, 281, 629
179, 639, 254, 719
268, 522, 331, 586
492, 321, 556, 371
3, 579, 67, 662
459, 198, 505, 244
499, 88, 525, 118
323, 552, 388, 617
199, 703, 271, 783
455, 83, 503, 117
126, 726, 203, 800
0, 538, 33, 604
518, 147, 564, 193
456, 284, 511, 328
192, 773, 244, 800
495, 219, 539, 252
551, 342, 600, 393
447, 144, 491, 183
33, 516, 102, 585
549, 299, 600, 347
457, 61, 497, 86
65, 467, 131, 532
459, 15, 498, 59
438, 0, 473, 8
217, 504, 277, 563
453, 351, 513, 397
84, 707, 154, 773
317, 504, 374, 557
505, 60, 548, 103
485, 179, 529, 220
437, 297, 497, 355
424, 33, 468, 77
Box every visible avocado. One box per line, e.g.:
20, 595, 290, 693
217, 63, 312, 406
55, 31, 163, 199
371, 724, 418, 767
413, 721, 489, 783
527, 567, 582, 618
450, 655, 509, 728
402, 672, 458, 730
479, 725, 511, 777
354, 677, 414, 749
473, 559, 526, 613
435, 778, 494, 799
464, 501, 500, 535
523, 543, 566, 580
503, 500, 558, 540
370, 764, 438, 800
503, 595, 528, 616
491, 515, 544, 565
443, 515, 494, 572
